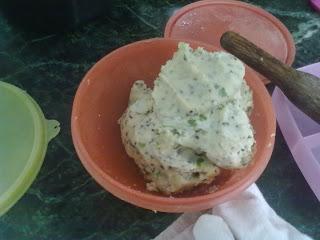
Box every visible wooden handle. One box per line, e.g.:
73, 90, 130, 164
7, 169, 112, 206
220, 31, 320, 123
220, 31, 298, 88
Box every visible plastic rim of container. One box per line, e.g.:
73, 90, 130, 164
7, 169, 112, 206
164, 0, 296, 84
0, 81, 60, 216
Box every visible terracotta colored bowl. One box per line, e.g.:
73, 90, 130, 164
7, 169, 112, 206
71, 38, 276, 213
164, 0, 296, 85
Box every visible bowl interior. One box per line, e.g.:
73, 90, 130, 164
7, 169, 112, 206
0, 84, 35, 195
0, 81, 49, 216
72, 38, 275, 201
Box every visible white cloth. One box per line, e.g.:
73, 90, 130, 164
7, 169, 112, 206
154, 184, 313, 240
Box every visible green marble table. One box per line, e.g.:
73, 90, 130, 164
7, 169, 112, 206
0, 0, 319, 239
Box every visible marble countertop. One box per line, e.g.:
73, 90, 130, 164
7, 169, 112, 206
0, 0, 319, 239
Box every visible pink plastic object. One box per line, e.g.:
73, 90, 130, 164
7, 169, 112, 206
272, 62, 320, 201
310, 0, 320, 12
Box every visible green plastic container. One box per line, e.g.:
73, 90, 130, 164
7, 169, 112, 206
0, 81, 60, 216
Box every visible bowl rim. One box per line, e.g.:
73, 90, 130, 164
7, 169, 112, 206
71, 37, 276, 209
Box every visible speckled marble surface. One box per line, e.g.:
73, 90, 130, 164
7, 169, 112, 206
0, 0, 319, 239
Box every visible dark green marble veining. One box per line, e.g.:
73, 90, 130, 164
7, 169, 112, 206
0, 0, 319, 239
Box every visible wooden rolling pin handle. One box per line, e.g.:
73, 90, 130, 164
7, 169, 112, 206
220, 31, 320, 123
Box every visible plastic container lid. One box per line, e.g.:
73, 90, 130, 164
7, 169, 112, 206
0, 81, 60, 216
310, 0, 320, 12
272, 62, 320, 201
164, 0, 296, 84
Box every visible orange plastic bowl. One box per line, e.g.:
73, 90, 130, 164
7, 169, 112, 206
71, 38, 276, 212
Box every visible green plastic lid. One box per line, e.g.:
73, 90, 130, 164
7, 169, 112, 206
0, 81, 60, 216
